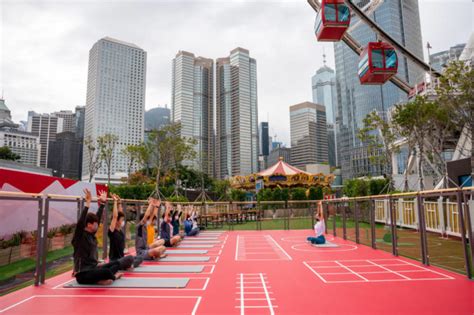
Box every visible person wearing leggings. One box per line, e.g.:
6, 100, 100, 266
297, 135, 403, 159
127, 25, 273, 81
72, 189, 123, 285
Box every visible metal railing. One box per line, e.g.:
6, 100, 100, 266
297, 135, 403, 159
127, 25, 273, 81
0, 186, 472, 286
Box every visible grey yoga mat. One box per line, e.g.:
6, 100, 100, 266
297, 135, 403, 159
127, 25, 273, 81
311, 241, 339, 248
166, 249, 208, 254
64, 277, 189, 288
131, 265, 204, 273
178, 245, 214, 248
158, 256, 210, 262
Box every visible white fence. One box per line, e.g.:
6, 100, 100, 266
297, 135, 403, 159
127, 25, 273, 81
374, 198, 467, 237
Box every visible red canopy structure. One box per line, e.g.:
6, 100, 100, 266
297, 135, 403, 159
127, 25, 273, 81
231, 158, 333, 190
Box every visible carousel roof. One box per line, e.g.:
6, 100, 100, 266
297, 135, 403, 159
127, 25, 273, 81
257, 158, 310, 177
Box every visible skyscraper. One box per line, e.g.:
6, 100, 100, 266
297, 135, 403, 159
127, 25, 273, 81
290, 102, 328, 170
171, 51, 214, 177
27, 112, 59, 168
53, 110, 76, 133
429, 43, 466, 72
74, 106, 86, 140
82, 37, 146, 183
216, 48, 258, 179
334, 0, 424, 179
259, 122, 270, 170
312, 56, 337, 167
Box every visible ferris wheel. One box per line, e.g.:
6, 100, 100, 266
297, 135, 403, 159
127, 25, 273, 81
308, 0, 442, 94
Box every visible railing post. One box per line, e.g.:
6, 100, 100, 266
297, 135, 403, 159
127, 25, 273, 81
40, 197, 50, 284
332, 203, 336, 237
416, 193, 429, 265
34, 196, 44, 286
102, 201, 109, 260
284, 200, 289, 230
355, 200, 360, 244
437, 196, 446, 234
311, 202, 315, 229
323, 202, 328, 234
370, 199, 376, 249
389, 196, 398, 256
342, 201, 347, 240
464, 192, 474, 279
456, 190, 472, 278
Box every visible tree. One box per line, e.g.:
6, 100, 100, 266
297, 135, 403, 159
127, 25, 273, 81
84, 136, 103, 182
0, 146, 21, 161
435, 60, 474, 181
145, 123, 196, 199
123, 144, 146, 182
98, 134, 118, 186
392, 96, 436, 190
357, 111, 397, 192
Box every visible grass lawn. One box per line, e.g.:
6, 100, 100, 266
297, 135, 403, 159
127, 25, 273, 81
0, 246, 73, 283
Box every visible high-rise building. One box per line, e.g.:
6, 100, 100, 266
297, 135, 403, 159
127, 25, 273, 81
334, 0, 424, 179
48, 131, 82, 179
82, 37, 146, 183
171, 51, 214, 176
259, 122, 270, 170
429, 43, 466, 72
290, 102, 328, 170
0, 99, 40, 166
75, 106, 86, 140
145, 106, 170, 131
268, 147, 292, 167
312, 57, 337, 167
259, 122, 270, 156
27, 112, 59, 168
216, 48, 258, 179
53, 110, 76, 133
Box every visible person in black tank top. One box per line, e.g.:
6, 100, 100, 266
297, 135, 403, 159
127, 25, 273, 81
108, 193, 143, 270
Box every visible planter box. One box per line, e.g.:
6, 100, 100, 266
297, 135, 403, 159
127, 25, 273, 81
20, 242, 37, 259
64, 233, 73, 246
51, 234, 65, 251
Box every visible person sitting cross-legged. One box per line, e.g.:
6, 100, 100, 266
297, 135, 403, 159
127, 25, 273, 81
135, 198, 167, 260
108, 193, 143, 270
72, 189, 123, 285
307, 201, 326, 245
184, 206, 200, 237
160, 202, 182, 247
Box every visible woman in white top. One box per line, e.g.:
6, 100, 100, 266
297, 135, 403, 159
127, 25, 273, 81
307, 201, 326, 244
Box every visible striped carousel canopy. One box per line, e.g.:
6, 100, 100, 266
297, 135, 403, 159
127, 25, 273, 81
257, 157, 310, 176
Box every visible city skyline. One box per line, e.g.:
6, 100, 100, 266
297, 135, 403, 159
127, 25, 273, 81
2, 0, 472, 147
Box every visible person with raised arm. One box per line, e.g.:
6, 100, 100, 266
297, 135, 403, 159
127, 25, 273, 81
108, 193, 143, 270
72, 189, 122, 285
135, 198, 167, 260
307, 200, 326, 245
160, 201, 182, 247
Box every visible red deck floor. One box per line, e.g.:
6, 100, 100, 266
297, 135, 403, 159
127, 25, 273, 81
1, 230, 473, 314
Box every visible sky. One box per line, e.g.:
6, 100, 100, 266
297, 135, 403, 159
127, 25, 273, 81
1, 0, 473, 146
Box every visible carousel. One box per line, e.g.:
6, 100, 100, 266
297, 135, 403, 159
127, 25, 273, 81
230, 157, 334, 190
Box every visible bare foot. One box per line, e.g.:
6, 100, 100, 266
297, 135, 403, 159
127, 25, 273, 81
97, 279, 113, 285
115, 272, 124, 280
159, 253, 167, 259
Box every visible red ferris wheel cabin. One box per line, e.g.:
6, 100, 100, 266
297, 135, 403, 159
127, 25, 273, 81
314, 0, 351, 42
358, 42, 398, 85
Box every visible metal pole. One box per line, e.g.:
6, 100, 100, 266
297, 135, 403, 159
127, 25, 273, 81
389, 196, 398, 256
463, 191, 474, 279
34, 197, 44, 286
122, 201, 127, 235
102, 201, 108, 260
456, 190, 472, 278
40, 197, 50, 284
311, 203, 315, 229
416, 194, 429, 265
285, 200, 289, 230
343, 202, 347, 240
370, 199, 376, 249
355, 201, 360, 244
332, 203, 336, 237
